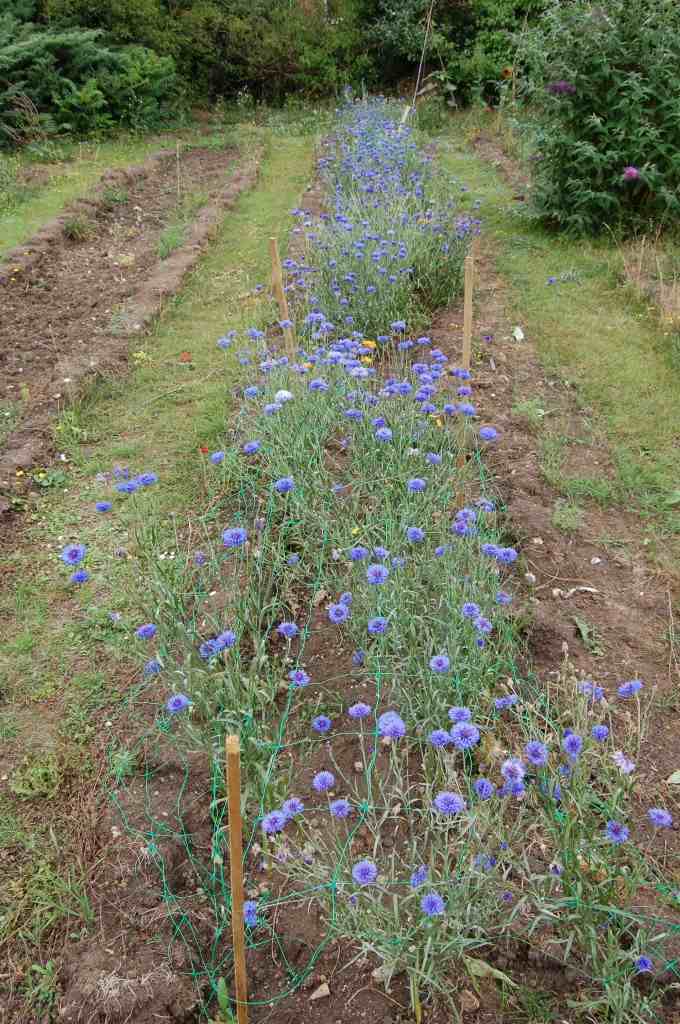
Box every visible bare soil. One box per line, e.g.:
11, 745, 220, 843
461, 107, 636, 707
0, 142, 262, 521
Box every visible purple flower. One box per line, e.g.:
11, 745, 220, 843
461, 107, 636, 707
420, 892, 445, 917
591, 724, 609, 742
613, 750, 635, 775
352, 649, 365, 667
450, 722, 480, 750
136, 472, 158, 487
193, 550, 207, 566
289, 668, 310, 687
618, 679, 643, 698
243, 441, 261, 455
366, 564, 389, 585
352, 859, 378, 885
349, 545, 369, 561
462, 602, 480, 619
340, 591, 353, 605
495, 590, 512, 605
378, 711, 405, 739
244, 900, 258, 926
368, 616, 388, 635
634, 956, 653, 974
429, 654, 450, 673
210, 451, 225, 465
60, 543, 86, 565
330, 798, 351, 819
473, 615, 492, 635
605, 820, 629, 845
406, 526, 425, 543
497, 547, 518, 564
277, 621, 298, 639
95, 501, 112, 512
648, 807, 673, 829
144, 659, 162, 676
429, 729, 452, 748
348, 702, 371, 719
433, 791, 466, 815
312, 771, 335, 793
262, 810, 287, 834
426, 453, 442, 465
410, 865, 428, 888
563, 733, 583, 760
501, 758, 525, 784
474, 778, 495, 800
407, 478, 427, 493
375, 427, 393, 442
70, 569, 89, 584
223, 527, 248, 548
274, 476, 295, 494
448, 706, 472, 723
546, 79, 576, 96
525, 740, 549, 767
313, 715, 332, 733
282, 797, 304, 818
495, 694, 519, 711
623, 166, 640, 182
329, 603, 350, 624
166, 693, 191, 714
479, 427, 498, 442
136, 623, 157, 640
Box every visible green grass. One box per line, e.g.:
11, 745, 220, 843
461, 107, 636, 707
441, 116, 680, 550
0, 128, 314, 964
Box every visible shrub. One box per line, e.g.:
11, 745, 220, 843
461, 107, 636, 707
524, 0, 680, 235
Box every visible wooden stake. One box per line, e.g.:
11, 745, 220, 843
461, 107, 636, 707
269, 237, 295, 358
461, 254, 474, 372
226, 734, 248, 1024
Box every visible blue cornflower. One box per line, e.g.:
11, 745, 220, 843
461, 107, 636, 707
243, 386, 259, 398
244, 900, 258, 927
377, 711, 405, 738
501, 758, 525, 784
462, 602, 480, 619
95, 501, 112, 512
329, 603, 350, 624
421, 892, 445, 917
592, 724, 609, 742
366, 564, 389, 585
448, 706, 472, 723
199, 639, 221, 660
391, 556, 406, 569
479, 427, 498, 441
375, 427, 393, 442
351, 649, 365, 667
648, 808, 673, 828
605, 820, 629, 845
223, 527, 248, 548
406, 526, 424, 543
473, 616, 492, 634
166, 693, 190, 714
313, 771, 335, 792
289, 669, 310, 687
210, 451, 225, 465
391, 321, 406, 333
193, 550, 207, 566
274, 477, 294, 494
434, 545, 449, 557
70, 568, 89, 584
429, 729, 452, 748
352, 859, 378, 885
345, 408, 363, 421
144, 658, 162, 677
563, 733, 583, 760
426, 453, 442, 465
433, 791, 466, 815
262, 810, 287, 834
450, 722, 480, 750
313, 715, 332, 733
618, 679, 643, 698
282, 797, 304, 818
330, 798, 351, 819
217, 630, 236, 648
525, 741, 549, 766
277, 621, 298, 639
497, 547, 518, 564
496, 591, 512, 605
495, 694, 519, 710
634, 956, 653, 974
368, 616, 388, 635
349, 545, 369, 561
348, 702, 371, 718
136, 623, 157, 640
287, 554, 300, 566
474, 778, 495, 800
137, 472, 158, 487
407, 478, 427, 493
410, 865, 428, 888
115, 481, 138, 494
429, 654, 450, 673
60, 543, 86, 565
243, 441, 261, 455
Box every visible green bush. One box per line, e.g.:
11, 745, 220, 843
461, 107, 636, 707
0, 13, 179, 145
525, 0, 680, 234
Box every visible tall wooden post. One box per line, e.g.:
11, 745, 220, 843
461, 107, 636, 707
226, 734, 248, 1024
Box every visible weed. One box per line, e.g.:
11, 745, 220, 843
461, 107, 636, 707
512, 396, 547, 431
552, 498, 584, 532
0, 399, 21, 448
573, 615, 605, 656
158, 222, 185, 259
101, 185, 129, 207
62, 214, 94, 242
23, 960, 58, 1014
10, 754, 62, 800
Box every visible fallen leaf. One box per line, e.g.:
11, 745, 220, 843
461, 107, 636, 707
309, 982, 330, 1001
666, 770, 680, 785
512, 325, 525, 342
464, 955, 517, 987
460, 989, 480, 1013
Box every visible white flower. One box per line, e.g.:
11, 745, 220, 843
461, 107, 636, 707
275, 389, 294, 403
612, 750, 635, 775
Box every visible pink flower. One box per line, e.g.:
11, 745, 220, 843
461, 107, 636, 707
623, 166, 640, 182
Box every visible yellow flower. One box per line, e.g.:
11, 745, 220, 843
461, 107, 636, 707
351, 527, 360, 535
361, 356, 373, 365
362, 339, 377, 350
303, 361, 313, 368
